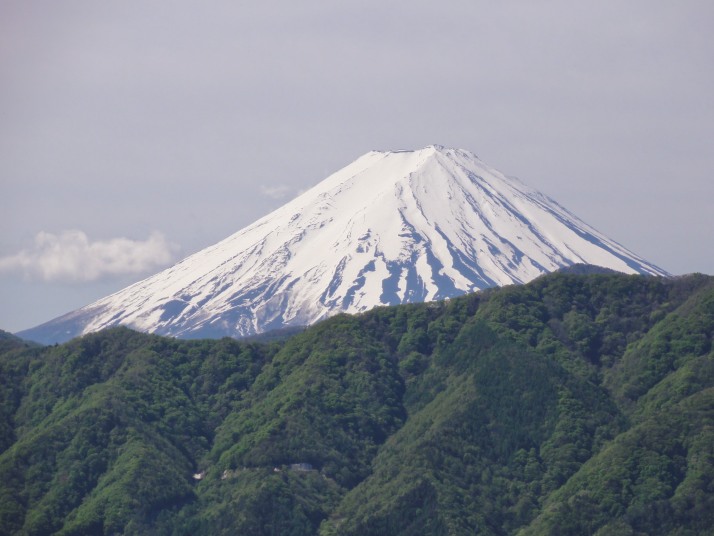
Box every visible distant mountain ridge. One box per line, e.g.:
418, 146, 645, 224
19, 146, 667, 344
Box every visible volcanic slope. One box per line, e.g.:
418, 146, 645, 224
19, 145, 667, 343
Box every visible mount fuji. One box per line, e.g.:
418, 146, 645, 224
19, 145, 667, 343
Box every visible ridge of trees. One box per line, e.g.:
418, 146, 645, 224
0, 271, 712, 535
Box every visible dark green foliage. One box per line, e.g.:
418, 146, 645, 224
1, 272, 713, 535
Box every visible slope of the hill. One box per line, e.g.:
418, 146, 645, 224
19, 146, 667, 344
1, 271, 712, 535
0, 330, 35, 353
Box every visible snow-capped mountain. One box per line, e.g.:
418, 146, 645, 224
19, 145, 668, 343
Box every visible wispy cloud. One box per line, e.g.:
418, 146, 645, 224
260, 184, 294, 200
0, 230, 178, 282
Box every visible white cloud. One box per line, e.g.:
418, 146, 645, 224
260, 184, 295, 200
0, 230, 178, 282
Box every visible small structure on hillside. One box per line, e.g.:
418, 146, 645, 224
290, 463, 313, 472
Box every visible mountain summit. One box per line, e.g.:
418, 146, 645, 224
20, 146, 667, 343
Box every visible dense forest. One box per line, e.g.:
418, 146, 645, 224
0, 270, 713, 535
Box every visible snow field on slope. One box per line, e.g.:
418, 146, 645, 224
74, 146, 666, 338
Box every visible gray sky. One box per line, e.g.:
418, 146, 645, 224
1, 1, 713, 333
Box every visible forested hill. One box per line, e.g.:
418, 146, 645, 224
1, 271, 713, 535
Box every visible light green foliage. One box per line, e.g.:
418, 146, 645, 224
1, 273, 713, 535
